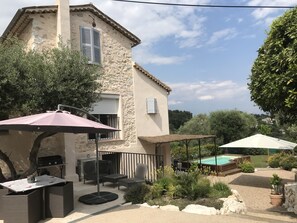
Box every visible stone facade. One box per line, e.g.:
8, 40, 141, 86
0, 2, 171, 180
13, 9, 141, 157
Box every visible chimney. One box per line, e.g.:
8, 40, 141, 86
56, 0, 71, 46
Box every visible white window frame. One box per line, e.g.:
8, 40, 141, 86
80, 27, 101, 64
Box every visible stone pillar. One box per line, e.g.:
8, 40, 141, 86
284, 183, 297, 214
64, 133, 79, 181
162, 143, 171, 166
56, 0, 71, 46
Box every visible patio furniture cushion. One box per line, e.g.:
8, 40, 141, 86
83, 160, 112, 184
102, 174, 127, 186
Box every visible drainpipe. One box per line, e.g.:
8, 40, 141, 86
56, 0, 71, 46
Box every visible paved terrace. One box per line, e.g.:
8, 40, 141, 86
0, 168, 296, 223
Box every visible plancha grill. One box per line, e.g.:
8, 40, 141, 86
37, 155, 64, 178
38, 155, 63, 167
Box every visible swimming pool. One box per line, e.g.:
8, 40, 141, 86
199, 155, 239, 165
194, 155, 250, 175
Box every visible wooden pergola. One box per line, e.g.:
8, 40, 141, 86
138, 134, 217, 172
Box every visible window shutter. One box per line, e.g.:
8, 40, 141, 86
80, 27, 92, 61
147, 98, 157, 114
93, 30, 101, 63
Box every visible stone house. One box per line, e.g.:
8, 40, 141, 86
0, 0, 171, 181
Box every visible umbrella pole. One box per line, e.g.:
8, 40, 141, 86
78, 132, 118, 205
96, 133, 100, 195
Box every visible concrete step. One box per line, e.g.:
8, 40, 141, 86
232, 209, 297, 223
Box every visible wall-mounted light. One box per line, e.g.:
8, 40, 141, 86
89, 15, 96, 27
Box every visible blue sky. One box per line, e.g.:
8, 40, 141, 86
1, 0, 297, 115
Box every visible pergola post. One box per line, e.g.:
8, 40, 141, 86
155, 143, 164, 177
198, 139, 201, 168
214, 137, 218, 175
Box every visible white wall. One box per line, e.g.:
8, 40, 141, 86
133, 66, 171, 164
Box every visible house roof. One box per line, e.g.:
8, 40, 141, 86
1, 4, 141, 47
139, 134, 216, 144
134, 63, 172, 93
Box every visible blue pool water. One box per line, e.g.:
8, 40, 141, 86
200, 155, 238, 165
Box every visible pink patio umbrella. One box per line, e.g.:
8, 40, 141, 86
0, 110, 117, 133
0, 107, 120, 205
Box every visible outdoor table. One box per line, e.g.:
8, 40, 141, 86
102, 174, 127, 186
0, 174, 66, 192
0, 175, 68, 222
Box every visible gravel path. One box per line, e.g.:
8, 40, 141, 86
208, 168, 296, 211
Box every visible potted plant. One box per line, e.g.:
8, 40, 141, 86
269, 173, 283, 206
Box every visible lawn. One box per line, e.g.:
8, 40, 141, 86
250, 155, 269, 168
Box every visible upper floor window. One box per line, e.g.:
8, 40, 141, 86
80, 27, 101, 64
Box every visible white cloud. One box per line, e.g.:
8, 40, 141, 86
207, 28, 238, 45
96, 0, 209, 63
168, 100, 183, 105
168, 80, 248, 104
199, 95, 214, 100
133, 47, 189, 65
98, 0, 208, 47
247, 0, 297, 21
0, 0, 210, 66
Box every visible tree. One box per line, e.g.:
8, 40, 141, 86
209, 110, 257, 144
178, 114, 211, 135
249, 8, 297, 123
0, 39, 102, 179
0, 39, 101, 116
0, 39, 28, 117
168, 110, 192, 133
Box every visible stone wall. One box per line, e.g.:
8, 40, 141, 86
19, 13, 57, 50
0, 7, 169, 177
17, 10, 139, 157
69, 11, 138, 156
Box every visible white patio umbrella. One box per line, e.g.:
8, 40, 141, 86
219, 134, 297, 151
0, 107, 120, 205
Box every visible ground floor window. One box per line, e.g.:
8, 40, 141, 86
89, 114, 119, 140
89, 94, 120, 140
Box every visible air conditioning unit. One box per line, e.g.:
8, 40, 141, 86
146, 98, 157, 114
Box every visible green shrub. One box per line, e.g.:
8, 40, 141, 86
150, 182, 164, 199
209, 182, 232, 198
198, 165, 212, 175
279, 155, 297, 170
174, 172, 211, 200
151, 176, 176, 199
190, 178, 211, 200
124, 183, 151, 204
157, 165, 175, 179
174, 171, 200, 199
239, 160, 255, 173
148, 169, 233, 208
268, 153, 287, 168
